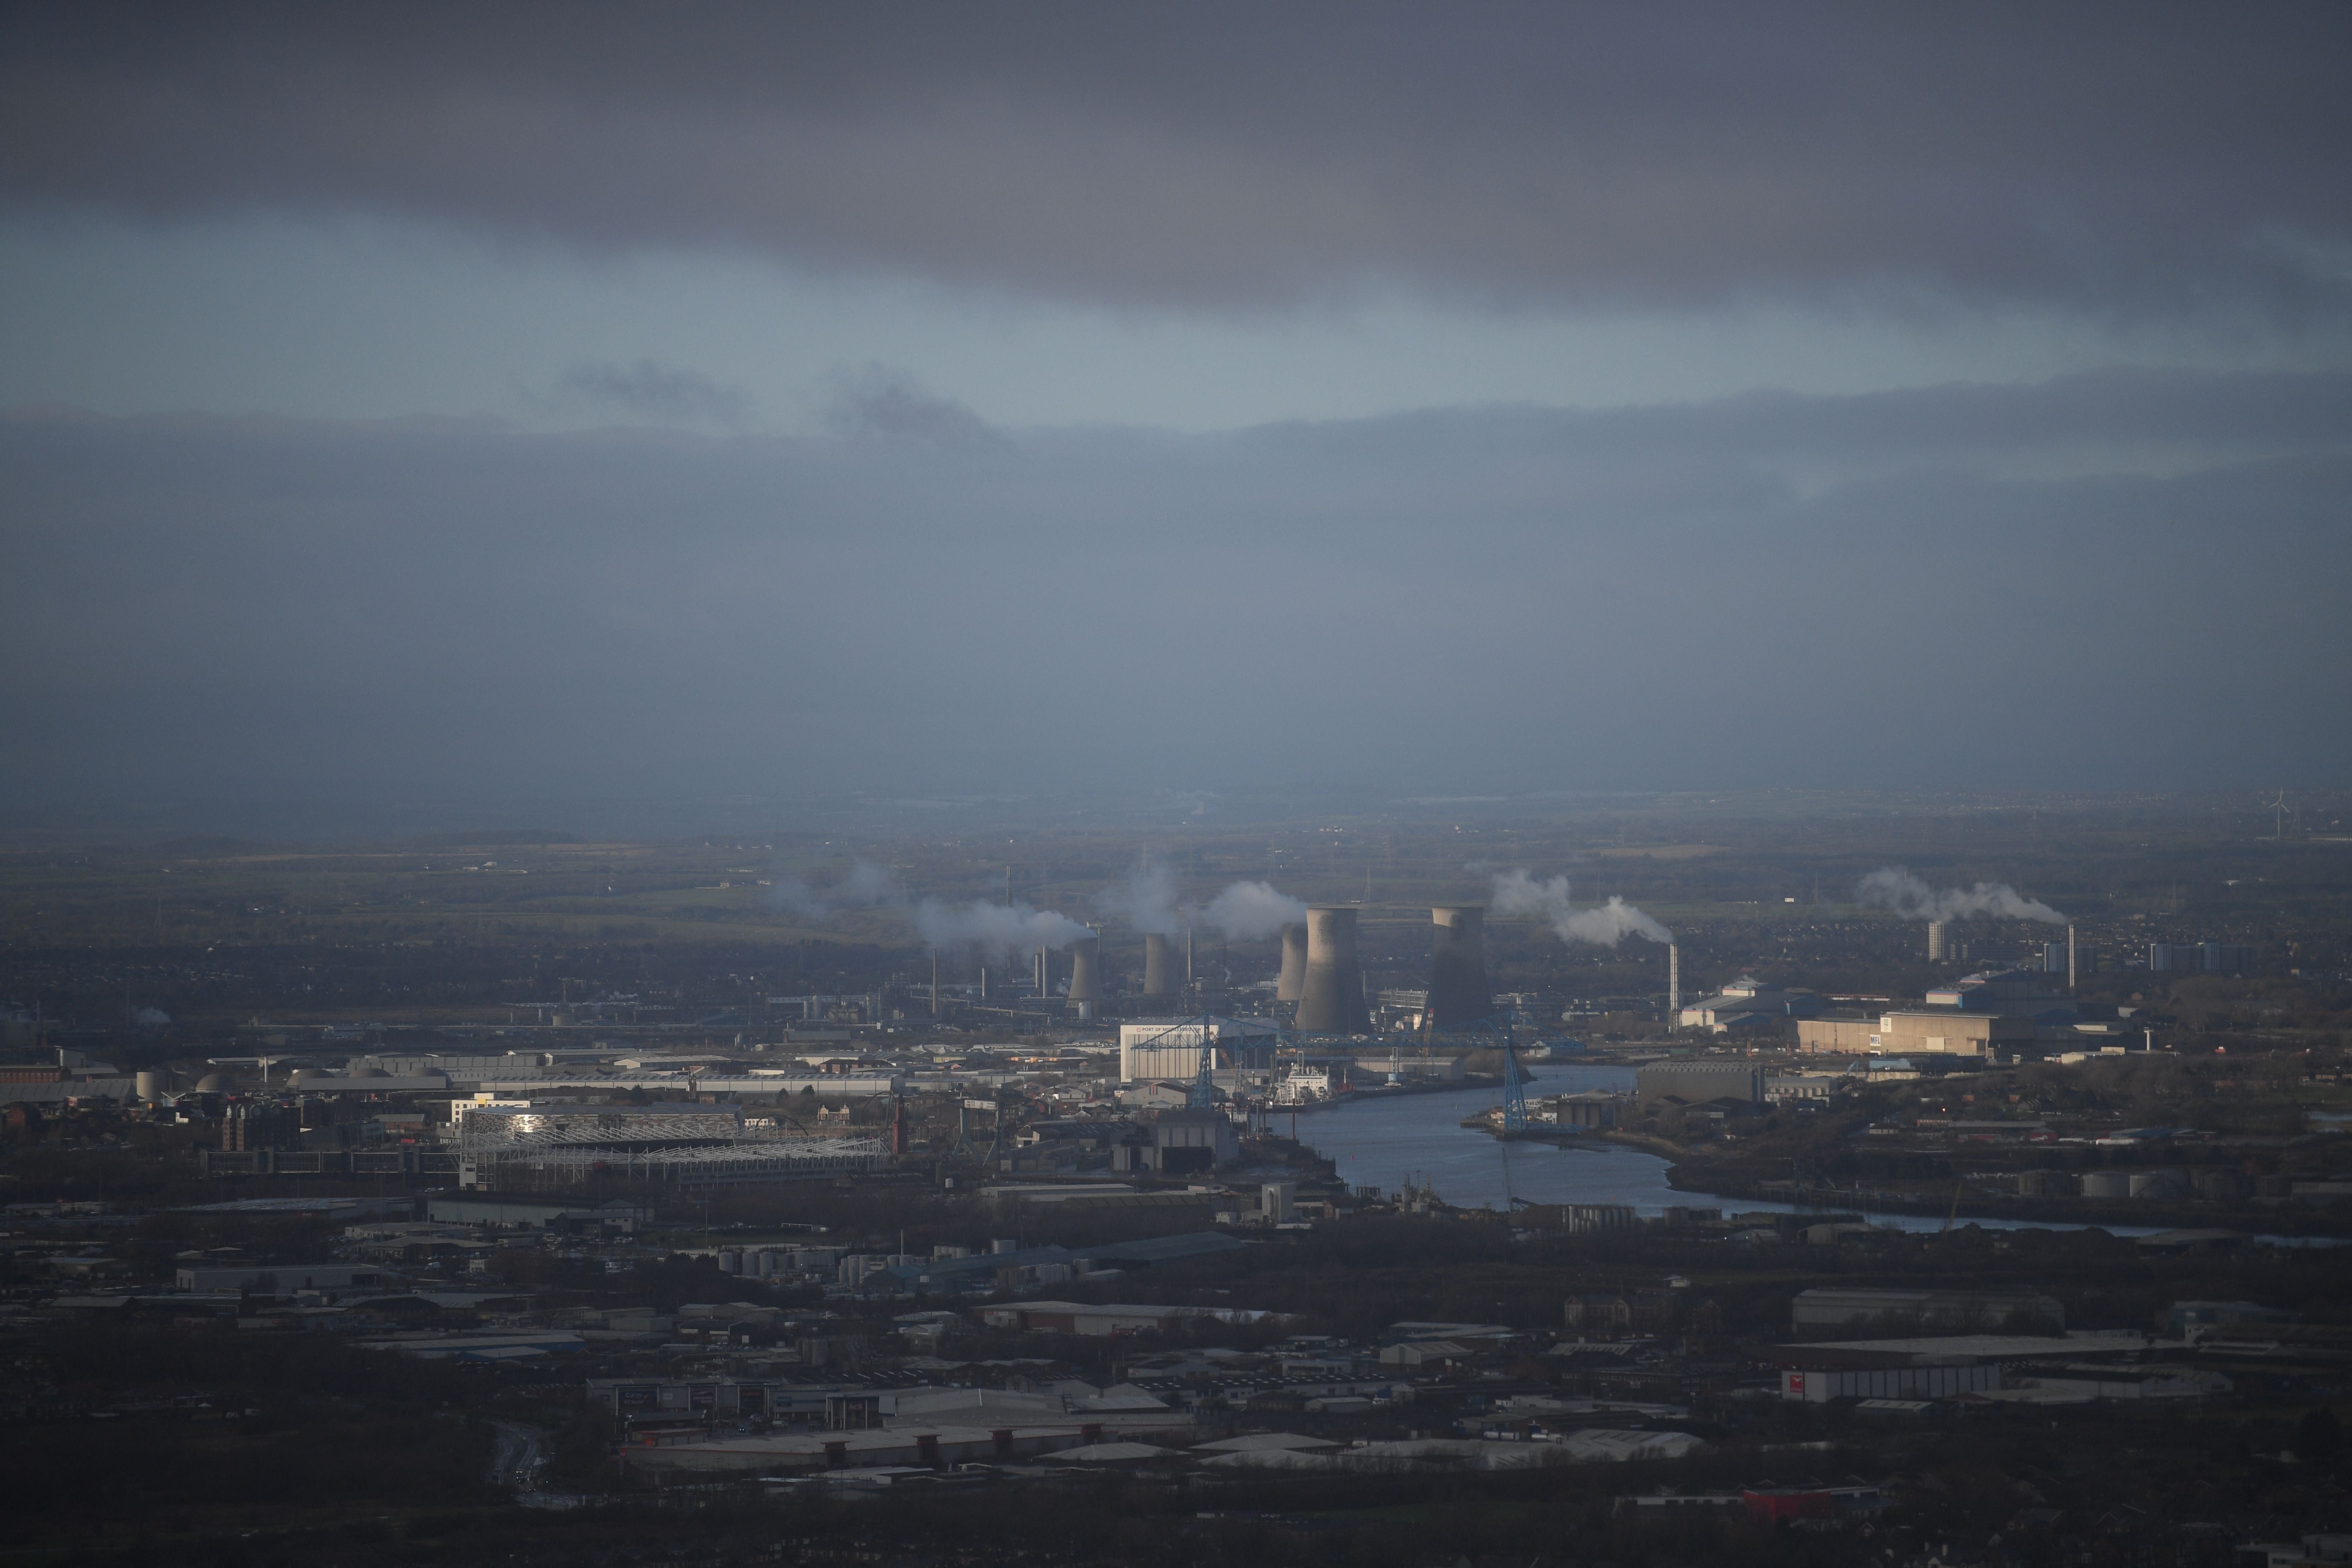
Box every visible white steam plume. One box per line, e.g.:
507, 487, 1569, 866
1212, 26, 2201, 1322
915, 898, 1094, 961
1094, 863, 1307, 942
1198, 880, 1308, 940
1491, 869, 1672, 947
1854, 866, 2066, 924
1095, 860, 1186, 937
769, 859, 902, 918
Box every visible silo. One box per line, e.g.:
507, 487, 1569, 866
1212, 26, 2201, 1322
2078, 1171, 2131, 1199
1293, 907, 1371, 1033
1143, 933, 1174, 998
1426, 906, 1492, 1028
1926, 921, 1949, 961
134, 1070, 161, 1104
1275, 923, 1309, 1002
1067, 936, 1101, 1020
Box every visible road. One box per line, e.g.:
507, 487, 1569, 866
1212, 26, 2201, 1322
488, 1420, 546, 1493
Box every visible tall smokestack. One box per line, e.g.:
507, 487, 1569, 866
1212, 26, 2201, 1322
1034, 946, 1048, 998
1294, 906, 1371, 1033
1143, 933, 1173, 998
1668, 942, 1681, 1022
1276, 922, 1309, 1002
1426, 906, 1492, 1027
930, 949, 940, 1015
1068, 936, 1100, 1020
2067, 924, 2078, 993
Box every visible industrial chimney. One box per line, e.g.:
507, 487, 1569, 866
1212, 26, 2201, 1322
1276, 922, 1309, 1002
1067, 936, 1101, 1020
1426, 906, 1492, 1028
1668, 942, 1681, 1021
1294, 907, 1371, 1033
1143, 932, 1174, 998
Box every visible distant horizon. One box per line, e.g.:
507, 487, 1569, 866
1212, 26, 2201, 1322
5, 7, 2347, 844
0, 783, 2338, 854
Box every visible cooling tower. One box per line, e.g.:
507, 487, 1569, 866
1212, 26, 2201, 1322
1426, 906, 1492, 1027
1275, 922, 1309, 1002
1067, 936, 1100, 1020
1293, 906, 1372, 1033
1143, 932, 1174, 997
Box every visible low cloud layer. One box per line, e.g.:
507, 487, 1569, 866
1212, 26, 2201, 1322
3, 6, 2348, 316
559, 360, 751, 428
2, 368, 2347, 812
1491, 871, 1672, 947
1854, 867, 2067, 925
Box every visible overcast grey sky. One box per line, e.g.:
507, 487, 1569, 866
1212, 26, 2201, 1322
3, 3, 2348, 822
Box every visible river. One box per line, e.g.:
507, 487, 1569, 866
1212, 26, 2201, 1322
1290, 1070, 2276, 1240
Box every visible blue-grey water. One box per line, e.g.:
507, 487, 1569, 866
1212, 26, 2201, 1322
1290, 1071, 2265, 1240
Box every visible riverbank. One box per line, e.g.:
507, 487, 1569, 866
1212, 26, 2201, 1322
1658, 1159, 2352, 1238
1288, 1082, 2349, 1240
1281, 1073, 1501, 1113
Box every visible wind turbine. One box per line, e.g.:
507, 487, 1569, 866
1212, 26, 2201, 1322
2265, 789, 2287, 841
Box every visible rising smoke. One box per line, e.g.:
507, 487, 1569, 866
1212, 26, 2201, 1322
774, 858, 1097, 959
915, 898, 1094, 961
1490, 869, 1673, 947
1094, 860, 1308, 942
776, 860, 912, 921
768, 859, 903, 918
1198, 880, 1309, 940
1854, 866, 2066, 924
1094, 860, 1187, 937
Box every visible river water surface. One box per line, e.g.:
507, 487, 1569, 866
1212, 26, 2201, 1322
1292, 1069, 2178, 1237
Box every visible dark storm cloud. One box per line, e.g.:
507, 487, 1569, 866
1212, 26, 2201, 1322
557, 359, 751, 427
3, 369, 2347, 811
3, 3, 2348, 313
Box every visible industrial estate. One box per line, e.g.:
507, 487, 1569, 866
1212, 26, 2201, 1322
3, 794, 2350, 1568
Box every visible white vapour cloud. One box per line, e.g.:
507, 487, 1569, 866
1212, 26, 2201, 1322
1491, 869, 1672, 947
915, 898, 1093, 960
1198, 880, 1308, 940
1095, 860, 1186, 937
769, 860, 902, 918
1854, 866, 2066, 924
1094, 865, 1306, 941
